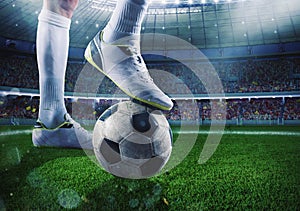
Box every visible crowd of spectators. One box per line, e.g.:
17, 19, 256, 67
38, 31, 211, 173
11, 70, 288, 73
0, 56, 299, 94
165, 98, 298, 121
149, 58, 300, 94
0, 55, 299, 122
1, 96, 299, 121
0, 95, 39, 120
0, 56, 39, 89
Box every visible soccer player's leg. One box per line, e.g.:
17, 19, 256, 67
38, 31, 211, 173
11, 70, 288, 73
85, 0, 173, 111
32, 0, 92, 150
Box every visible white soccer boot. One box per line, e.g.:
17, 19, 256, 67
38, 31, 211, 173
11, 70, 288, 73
84, 31, 173, 111
32, 114, 93, 150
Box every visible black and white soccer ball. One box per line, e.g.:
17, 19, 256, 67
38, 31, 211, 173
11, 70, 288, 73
93, 101, 172, 179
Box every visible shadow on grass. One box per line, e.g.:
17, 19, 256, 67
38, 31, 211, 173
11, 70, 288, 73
79, 177, 169, 210
0, 132, 92, 210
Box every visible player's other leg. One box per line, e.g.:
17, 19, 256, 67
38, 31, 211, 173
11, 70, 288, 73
32, 0, 92, 150
85, 0, 173, 111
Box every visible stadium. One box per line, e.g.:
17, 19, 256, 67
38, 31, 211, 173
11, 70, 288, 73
0, 0, 299, 210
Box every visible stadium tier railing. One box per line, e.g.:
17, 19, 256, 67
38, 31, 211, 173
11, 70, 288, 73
1, 86, 300, 100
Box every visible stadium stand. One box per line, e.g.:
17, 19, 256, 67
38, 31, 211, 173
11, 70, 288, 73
1, 56, 299, 94
0, 55, 299, 125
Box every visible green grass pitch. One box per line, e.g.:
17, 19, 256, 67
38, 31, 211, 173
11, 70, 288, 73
0, 125, 299, 210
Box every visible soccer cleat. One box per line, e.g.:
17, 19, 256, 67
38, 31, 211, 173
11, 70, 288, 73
84, 31, 173, 111
32, 114, 93, 150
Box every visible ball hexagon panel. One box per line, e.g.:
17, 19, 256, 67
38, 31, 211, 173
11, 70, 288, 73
99, 138, 122, 164
120, 132, 153, 159
140, 156, 166, 177
105, 111, 133, 141
151, 126, 172, 157
109, 161, 142, 179
132, 113, 159, 138
131, 112, 151, 133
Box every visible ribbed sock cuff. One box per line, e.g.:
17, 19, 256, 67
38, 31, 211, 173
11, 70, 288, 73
103, 0, 149, 43
114, 0, 147, 34
38, 9, 71, 30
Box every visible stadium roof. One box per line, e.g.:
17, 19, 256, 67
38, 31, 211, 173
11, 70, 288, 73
0, 0, 299, 49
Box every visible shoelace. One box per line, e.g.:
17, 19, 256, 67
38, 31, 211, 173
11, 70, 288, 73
125, 45, 154, 84
126, 46, 143, 66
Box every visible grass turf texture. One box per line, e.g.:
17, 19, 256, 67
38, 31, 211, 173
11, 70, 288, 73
0, 125, 299, 210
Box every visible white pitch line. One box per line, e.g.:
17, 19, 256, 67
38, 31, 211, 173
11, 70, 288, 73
176, 130, 300, 136
0, 129, 33, 136
1, 129, 300, 137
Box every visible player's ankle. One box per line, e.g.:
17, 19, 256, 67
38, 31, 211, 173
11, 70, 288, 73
38, 113, 66, 129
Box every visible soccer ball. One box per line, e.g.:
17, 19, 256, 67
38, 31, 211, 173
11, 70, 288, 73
93, 101, 172, 179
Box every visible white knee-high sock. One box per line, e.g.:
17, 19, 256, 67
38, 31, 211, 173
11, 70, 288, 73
37, 9, 71, 129
103, 0, 150, 43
